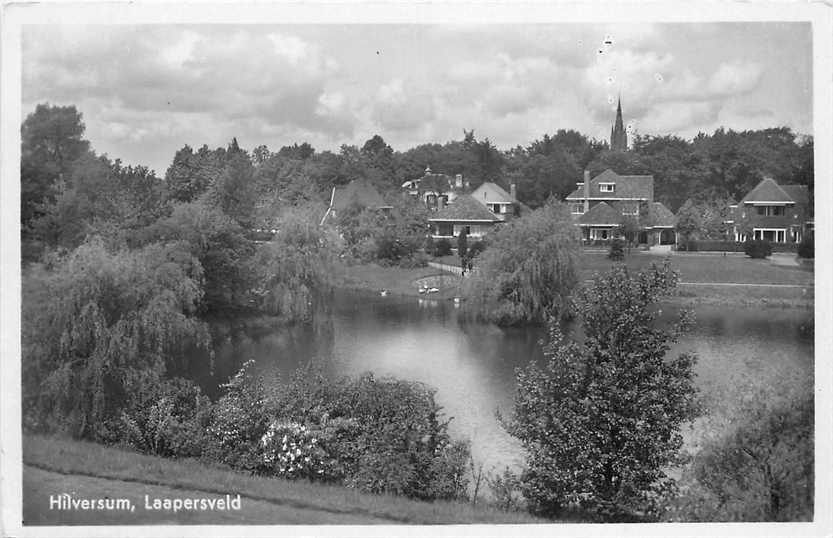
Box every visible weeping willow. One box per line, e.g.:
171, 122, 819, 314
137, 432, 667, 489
22, 237, 212, 439
250, 204, 335, 323
462, 201, 581, 325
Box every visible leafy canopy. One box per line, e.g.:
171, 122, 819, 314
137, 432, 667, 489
507, 262, 699, 520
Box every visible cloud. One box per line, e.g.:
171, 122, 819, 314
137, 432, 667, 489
21, 23, 812, 173
372, 78, 436, 132
707, 62, 764, 96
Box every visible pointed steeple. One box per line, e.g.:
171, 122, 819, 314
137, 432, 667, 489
610, 95, 628, 151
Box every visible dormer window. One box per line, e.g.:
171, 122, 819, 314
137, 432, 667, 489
572, 203, 585, 214
599, 183, 615, 193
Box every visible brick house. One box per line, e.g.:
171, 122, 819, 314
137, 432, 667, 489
728, 177, 812, 243
401, 167, 468, 211
427, 180, 527, 239
428, 194, 502, 239
565, 169, 676, 245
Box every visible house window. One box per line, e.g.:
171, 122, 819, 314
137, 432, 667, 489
572, 204, 585, 214
622, 205, 638, 216
753, 229, 786, 242
599, 183, 615, 193
756, 206, 786, 216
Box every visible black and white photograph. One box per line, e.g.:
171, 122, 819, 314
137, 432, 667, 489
1, 2, 831, 536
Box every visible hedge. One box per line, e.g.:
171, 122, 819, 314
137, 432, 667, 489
679, 240, 797, 253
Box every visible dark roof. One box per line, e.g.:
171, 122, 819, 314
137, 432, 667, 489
578, 201, 621, 226
648, 202, 676, 228
740, 177, 794, 204
780, 184, 809, 205
332, 180, 391, 212
428, 195, 502, 222
566, 169, 654, 201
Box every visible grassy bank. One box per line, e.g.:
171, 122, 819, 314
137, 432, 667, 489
334, 261, 462, 299
22, 434, 543, 525
333, 252, 813, 308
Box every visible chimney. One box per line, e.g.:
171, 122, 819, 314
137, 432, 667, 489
455, 174, 463, 189
583, 170, 590, 213
510, 183, 517, 200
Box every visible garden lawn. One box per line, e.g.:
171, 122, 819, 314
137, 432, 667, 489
21, 434, 544, 525
335, 261, 461, 297
579, 251, 814, 286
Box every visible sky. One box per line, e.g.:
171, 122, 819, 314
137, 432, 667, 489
22, 22, 812, 176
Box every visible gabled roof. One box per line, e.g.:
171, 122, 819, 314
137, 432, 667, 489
332, 180, 391, 212
428, 195, 502, 222
578, 201, 621, 226
740, 177, 794, 204
566, 169, 654, 201
471, 182, 515, 204
647, 202, 676, 228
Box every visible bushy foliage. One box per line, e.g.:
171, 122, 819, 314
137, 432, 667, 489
468, 240, 487, 258
668, 388, 813, 522
21, 237, 212, 439
202, 364, 470, 500
142, 201, 254, 312
462, 201, 580, 325
116, 371, 212, 458
204, 360, 273, 471
506, 262, 699, 521
433, 238, 453, 257
744, 239, 773, 259
607, 237, 625, 260
248, 204, 335, 322
798, 236, 814, 259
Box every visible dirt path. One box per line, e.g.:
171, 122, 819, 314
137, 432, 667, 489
22, 465, 398, 526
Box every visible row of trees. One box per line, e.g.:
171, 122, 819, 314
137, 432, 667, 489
22, 105, 813, 253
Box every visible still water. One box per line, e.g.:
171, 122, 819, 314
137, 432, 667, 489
193, 290, 813, 473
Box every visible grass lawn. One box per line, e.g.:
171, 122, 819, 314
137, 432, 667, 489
579, 251, 814, 286
334, 261, 462, 298
21, 434, 544, 525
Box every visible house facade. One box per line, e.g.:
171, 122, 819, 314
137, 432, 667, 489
427, 181, 523, 239
402, 167, 468, 211
428, 194, 502, 239
729, 177, 811, 243
565, 169, 676, 244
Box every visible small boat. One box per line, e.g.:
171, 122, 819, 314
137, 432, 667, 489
380, 290, 389, 297
427, 287, 439, 294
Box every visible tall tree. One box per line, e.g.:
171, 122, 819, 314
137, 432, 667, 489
21, 104, 91, 230
508, 262, 699, 520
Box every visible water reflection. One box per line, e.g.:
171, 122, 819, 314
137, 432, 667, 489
197, 290, 813, 472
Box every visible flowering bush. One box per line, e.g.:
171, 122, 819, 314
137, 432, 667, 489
260, 421, 328, 479
204, 360, 271, 470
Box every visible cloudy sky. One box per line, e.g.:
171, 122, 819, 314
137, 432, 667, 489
23, 22, 812, 175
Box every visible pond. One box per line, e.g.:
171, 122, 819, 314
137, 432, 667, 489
190, 290, 814, 474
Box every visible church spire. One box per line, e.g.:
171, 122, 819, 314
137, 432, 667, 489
610, 95, 628, 151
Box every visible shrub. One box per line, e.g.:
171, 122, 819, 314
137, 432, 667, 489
667, 390, 813, 522
506, 262, 699, 521
263, 367, 470, 500
399, 251, 429, 268
744, 239, 773, 259
204, 360, 272, 471
433, 238, 452, 257
608, 237, 625, 261
798, 237, 814, 259
115, 371, 212, 458
468, 240, 487, 258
